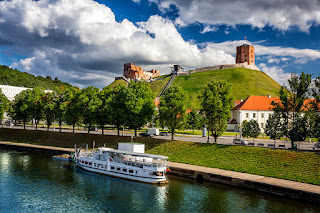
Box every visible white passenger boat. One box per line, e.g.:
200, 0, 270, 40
74, 143, 169, 184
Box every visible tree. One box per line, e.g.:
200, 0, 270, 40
41, 92, 56, 131
159, 85, 187, 140
265, 112, 282, 141
10, 90, 30, 129
242, 119, 261, 140
272, 72, 312, 148
64, 87, 82, 133
78, 86, 101, 133
125, 81, 155, 136
96, 86, 113, 135
199, 80, 233, 143
109, 85, 128, 136
186, 110, 201, 133
26, 88, 45, 130
54, 89, 68, 132
0, 89, 10, 122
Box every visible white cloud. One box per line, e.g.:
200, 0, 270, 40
0, 0, 234, 88
207, 40, 320, 62
200, 25, 218, 34
259, 63, 291, 86
148, 0, 320, 32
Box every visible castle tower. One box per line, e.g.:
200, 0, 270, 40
236, 44, 255, 65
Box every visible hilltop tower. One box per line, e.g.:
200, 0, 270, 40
236, 44, 255, 65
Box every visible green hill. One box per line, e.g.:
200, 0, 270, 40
173, 68, 281, 109
0, 65, 73, 90
109, 67, 282, 109
108, 79, 128, 88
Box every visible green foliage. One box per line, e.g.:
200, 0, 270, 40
242, 119, 261, 138
64, 87, 82, 132
0, 65, 73, 90
125, 81, 155, 136
149, 76, 171, 96
28, 88, 45, 130
78, 86, 101, 133
0, 89, 9, 121
199, 80, 233, 142
185, 110, 201, 131
272, 72, 312, 147
173, 67, 282, 109
159, 85, 187, 140
265, 113, 282, 140
96, 86, 113, 135
109, 85, 128, 135
41, 92, 56, 130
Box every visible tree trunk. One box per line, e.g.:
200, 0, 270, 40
214, 135, 217, 143
59, 121, 62, 132
117, 125, 120, 136
23, 120, 26, 129
207, 133, 210, 143
47, 123, 50, 131
35, 121, 38, 130
101, 126, 104, 135
134, 128, 137, 137
72, 123, 75, 133
171, 128, 174, 140
88, 124, 90, 134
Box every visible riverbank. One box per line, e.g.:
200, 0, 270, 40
1, 140, 319, 205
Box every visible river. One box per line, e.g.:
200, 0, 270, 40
0, 149, 319, 213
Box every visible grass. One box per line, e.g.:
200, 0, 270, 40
149, 76, 170, 96
1, 128, 319, 185
108, 79, 128, 88
148, 140, 320, 185
172, 67, 282, 109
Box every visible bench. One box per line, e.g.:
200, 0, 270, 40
277, 144, 285, 148
248, 143, 254, 146
267, 144, 275, 148
257, 143, 264, 147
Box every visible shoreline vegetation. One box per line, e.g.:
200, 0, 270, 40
0, 128, 319, 185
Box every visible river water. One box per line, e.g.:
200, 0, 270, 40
0, 149, 319, 213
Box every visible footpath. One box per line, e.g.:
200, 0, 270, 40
0, 141, 319, 204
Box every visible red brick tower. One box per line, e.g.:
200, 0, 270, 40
236, 44, 255, 65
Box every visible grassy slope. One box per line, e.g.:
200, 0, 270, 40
173, 68, 282, 109
149, 76, 170, 97
1, 128, 319, 185
108, 79, 128, 88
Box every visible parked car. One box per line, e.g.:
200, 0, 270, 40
233, 138, 248, 145
139, 132, 152, 137
160, 132, 169, 136
314, 142, 320, 149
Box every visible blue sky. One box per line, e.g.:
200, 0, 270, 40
0, 0, 320, 88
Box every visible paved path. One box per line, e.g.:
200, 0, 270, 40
168, 161, 320, 194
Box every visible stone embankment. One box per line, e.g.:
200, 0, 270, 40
1, 141, 319, 204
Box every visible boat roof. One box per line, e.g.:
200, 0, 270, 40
98, 147, 169, 160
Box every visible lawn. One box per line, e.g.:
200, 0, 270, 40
148, 140, 320, 185
149, 76, 170, 96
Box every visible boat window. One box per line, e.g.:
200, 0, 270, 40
117, 168, 121, 171
88, 162, 92, 166
123, 169, 127, 172
149, 172, 157, 176
111, 166, 115, 170
129, 170, 133, 173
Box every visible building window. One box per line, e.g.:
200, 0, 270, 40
246, 113, 249, 118
261, 113, 264, 118
261, 123, 264, 128
253, 113, 256, 118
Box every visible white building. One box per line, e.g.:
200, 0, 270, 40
227, 95, 279, 132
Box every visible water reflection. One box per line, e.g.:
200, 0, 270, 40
0, 149, 319, 213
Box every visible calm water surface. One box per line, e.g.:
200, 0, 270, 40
0, 149, 319, 213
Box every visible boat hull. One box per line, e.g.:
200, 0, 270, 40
76, 163, 168, 185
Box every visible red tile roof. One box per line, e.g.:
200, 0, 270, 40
232, 96, 280, 111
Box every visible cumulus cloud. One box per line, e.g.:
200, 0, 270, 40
148, 0, 320, 32
0, 0, 235, 88
259, 63, 291, 86
207, 40, 320, 62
